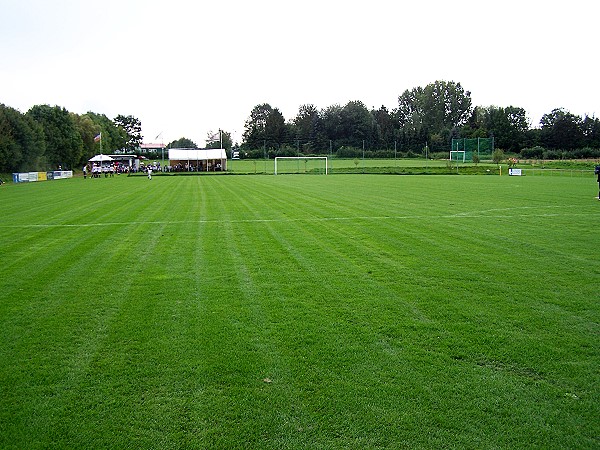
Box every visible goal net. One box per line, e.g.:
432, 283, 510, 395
449, 150, 466, 162
450, 137, 494, 162
274, 157, 328, 175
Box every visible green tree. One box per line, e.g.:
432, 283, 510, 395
221, 131, 233, 150
264, 107, 287, 152
71, 113, 100, 166
0, 105, 17, 171
242, 103, 274, 150
581, 115, 600, 149
422, 80, 472, 132
113, 114, 142, 152
492, 148, 505, 166
241, 104, 291, 152
462, 107, 489, 138
27, 105, 82, 169
205, 130, 233, 150
540, 108, 584, 150
397, 80, 472, 152
168, 137, 197, 148
464, 105, 529, 152
505, 107, 528, 149
485, 106, 528, 152
372, 105, 396, 150
339, 100, 375, 149
396, 86, 424, 134
293, 104, 321, 152
0, 104, 46, 172
83, 112, 122, 153
319, 104, 343, 150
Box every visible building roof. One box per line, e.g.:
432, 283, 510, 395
169, 148, 227, 161
109, 154, 138, 161
140, 143, 167, 149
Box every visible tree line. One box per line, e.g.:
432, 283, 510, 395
0, 103, 142, 173
3, 80, 599, 173
240, 80, 600, 159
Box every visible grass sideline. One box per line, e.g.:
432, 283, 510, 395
0, 174, 598, 448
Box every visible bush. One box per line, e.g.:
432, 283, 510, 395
520, 146, 545, 159
492, 148, 505, 165
544, 149, 566, 160
521, 146, 600, 160
571, 147, 600, 159
430, 152, 448, 160
336, 146, 362, 158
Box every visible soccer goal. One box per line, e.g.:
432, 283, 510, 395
449, 150, 466, 162
274, 157, 328, 175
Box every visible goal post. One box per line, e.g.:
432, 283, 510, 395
274, 156, 328, 175
449, 150, 466, 162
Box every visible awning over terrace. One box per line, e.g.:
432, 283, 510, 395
168, 148, 227, 172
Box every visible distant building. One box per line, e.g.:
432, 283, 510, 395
139, 143, 167, 154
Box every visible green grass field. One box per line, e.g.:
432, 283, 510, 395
1, 173, 598, 448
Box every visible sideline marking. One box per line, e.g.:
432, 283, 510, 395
2, 206, 598, 229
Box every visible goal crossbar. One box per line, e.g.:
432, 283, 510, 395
274, 157, 328, 175
449, 150, 466, 162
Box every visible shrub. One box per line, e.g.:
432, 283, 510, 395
571, 147, 600, 159
520, 146, 545, 159
492, 148, 505, 165
430, 152, 448, 160
544, 149, 566, 160
336, 146, 362, 158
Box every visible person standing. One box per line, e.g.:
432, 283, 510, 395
83, 165, 88, 179
148, 166, 152, 180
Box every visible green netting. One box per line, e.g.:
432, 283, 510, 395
274, 157, 328, 174
451, 138, 494, 161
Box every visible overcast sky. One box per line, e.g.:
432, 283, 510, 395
1, 0, 598, 147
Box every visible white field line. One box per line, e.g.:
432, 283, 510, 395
2, 206, 598, 229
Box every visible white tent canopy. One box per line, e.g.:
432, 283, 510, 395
168, 148, 226, 161
89, 154, 114, 162
168, 148, 227, 171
